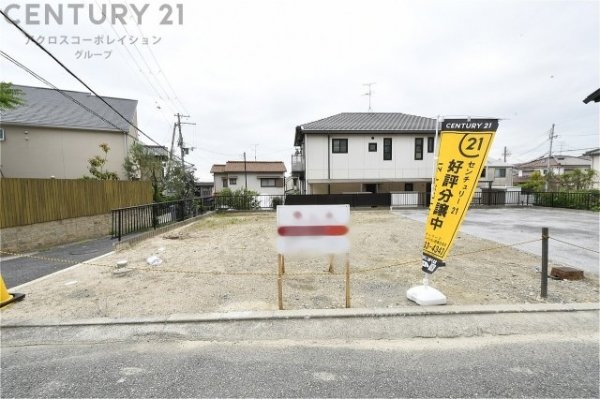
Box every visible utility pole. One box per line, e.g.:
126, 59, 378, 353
363, 82, 375, 112
176, 113, 187, 171
166, 122, 178, 179
503, 146, 511, 163
545, 123, 557, 191
173, 113, 196, 196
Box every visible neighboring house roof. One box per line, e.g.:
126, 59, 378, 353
143, 145, 169, 159
516, 155, 591, 169
486, 158, 513, 168
583, 148, 600, 157
210, 161, 287, 174
295, 112, 437, 146
0, 84, 137, 132
583, 88, 600, 104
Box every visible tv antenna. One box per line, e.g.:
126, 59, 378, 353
363, 82, 376, 111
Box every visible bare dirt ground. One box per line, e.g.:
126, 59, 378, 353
2, 210, 598, 324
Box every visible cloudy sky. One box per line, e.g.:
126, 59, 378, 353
1, 0, 598, 180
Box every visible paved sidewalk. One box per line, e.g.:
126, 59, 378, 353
1, 237, 115, 288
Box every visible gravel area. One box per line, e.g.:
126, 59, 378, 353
2, 210, 598, 324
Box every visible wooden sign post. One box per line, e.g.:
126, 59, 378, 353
276, 204, 351, 310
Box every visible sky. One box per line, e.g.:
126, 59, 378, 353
1, 0, 598, 181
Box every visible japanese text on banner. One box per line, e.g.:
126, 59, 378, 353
422, 119, 499, 273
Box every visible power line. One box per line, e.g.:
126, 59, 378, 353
121, 2, 189, 115
1, 51, 125, 133
0, 53, 187, 164
0, 8, 176, 157
91, 0, 178, 124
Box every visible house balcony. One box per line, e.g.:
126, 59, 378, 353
291, 154, 305, 178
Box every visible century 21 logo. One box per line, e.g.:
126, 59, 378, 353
2, 3, 184, 25
459, 133, 491, 158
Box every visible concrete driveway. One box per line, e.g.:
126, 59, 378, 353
393, 207, 599, 276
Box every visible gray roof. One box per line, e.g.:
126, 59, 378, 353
516, 155, 592, 169
295, 112, 436, 146
0, 85, 137, 132
143, 145, 169, 159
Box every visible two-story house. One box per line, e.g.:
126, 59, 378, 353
514, 155, 592, 183
0, 85, 138, 179
292, 112, 438, 194
210, 161, 287, 196
478, 158, 514, 189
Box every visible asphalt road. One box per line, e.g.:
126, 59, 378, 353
2, 333, 597, 398
394, 207, 600, 275
0, 237, 115, 288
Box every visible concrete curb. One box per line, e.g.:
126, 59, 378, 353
2, 303, 597, 345
3, 302, 598, 328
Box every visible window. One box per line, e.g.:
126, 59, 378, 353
383, 138, 392, 160
405, 183, 414, 192
222, 178, 228, 188
229, 177, 237, 185
480, 168, 487, 178
0, 128, 4, 141
332, 139, 348, 153
261, 178, 283, 187
494, 168, 506, 178
427, 137, 434, 153
368, 142, 377, 152
414, 138, 423, 160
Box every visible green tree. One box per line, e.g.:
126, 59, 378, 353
559, 169, 597, 191
0, 82, 25, 111
84, 143, 119, 180
520, 171, 545, 192
163, 163, 196, 200
124, 142, 166, 201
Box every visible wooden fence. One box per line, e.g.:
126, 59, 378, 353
0, 178, 153, 228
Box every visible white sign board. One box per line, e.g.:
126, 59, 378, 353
276, 205, 350, 255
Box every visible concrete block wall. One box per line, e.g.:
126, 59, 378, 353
0, 214, 111, 253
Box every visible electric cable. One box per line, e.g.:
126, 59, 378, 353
0, 8, 170, 152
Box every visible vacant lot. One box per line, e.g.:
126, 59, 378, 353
2, 210, 598, 324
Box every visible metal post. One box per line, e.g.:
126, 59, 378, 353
277, 255, 284, 310
345, 254, 351, 308
118, 209, 122, 242
541, 227, 549, 298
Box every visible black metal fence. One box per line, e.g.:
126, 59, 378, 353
112, 191, 598, 241
528, 191, 600, 210
111, 198, 206, 241
212, 194, 283, 210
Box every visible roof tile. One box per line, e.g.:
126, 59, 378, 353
295, 112, 437, 145
0, 85, 137, 132
211, 161, 286, 174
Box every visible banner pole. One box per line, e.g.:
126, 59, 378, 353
431, 115, 441, 201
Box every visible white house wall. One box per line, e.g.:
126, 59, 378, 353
213, 172, 285, 196
591, 154, 600, 188
0, 125, 132, 179
304, 134, 435, 181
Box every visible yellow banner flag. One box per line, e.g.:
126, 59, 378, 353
422, 119, 499, 273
